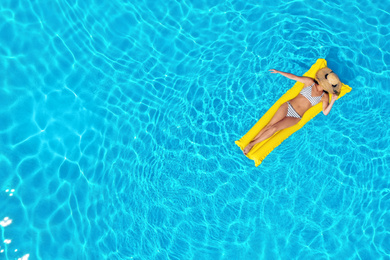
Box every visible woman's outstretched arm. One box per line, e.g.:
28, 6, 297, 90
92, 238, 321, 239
269, 69, 314, 86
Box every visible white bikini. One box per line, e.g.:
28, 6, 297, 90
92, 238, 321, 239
286, 83, 324, 119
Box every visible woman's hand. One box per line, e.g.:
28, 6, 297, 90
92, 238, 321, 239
331, 94, 338, 102
269, 69, 280, 74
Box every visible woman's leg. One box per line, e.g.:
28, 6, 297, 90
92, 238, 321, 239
243, 116, 300, 155
251, 103, 289, 141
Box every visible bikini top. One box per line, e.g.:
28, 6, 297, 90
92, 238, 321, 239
299, 83, 324, 106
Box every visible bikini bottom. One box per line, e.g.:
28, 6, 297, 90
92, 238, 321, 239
286, 102, 302, 119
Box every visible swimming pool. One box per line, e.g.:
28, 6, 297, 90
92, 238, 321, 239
1, 0, 389, 259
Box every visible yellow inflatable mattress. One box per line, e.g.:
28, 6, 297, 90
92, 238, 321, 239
235, 58, 352, 166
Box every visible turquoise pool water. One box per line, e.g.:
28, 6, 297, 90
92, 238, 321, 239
1, 0, 390, 259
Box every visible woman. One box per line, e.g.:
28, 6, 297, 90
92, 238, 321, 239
243, 67, 342, 155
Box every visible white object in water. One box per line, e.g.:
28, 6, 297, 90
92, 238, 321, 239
0, 217, 12, 227
4, 239, 11, 244
18, 254, 30, 260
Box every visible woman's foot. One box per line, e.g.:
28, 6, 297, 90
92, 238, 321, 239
243, 143, 254, 155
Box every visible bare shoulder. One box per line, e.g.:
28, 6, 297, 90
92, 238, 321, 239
321, 92, 329, 102
299, 76, 315, 87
